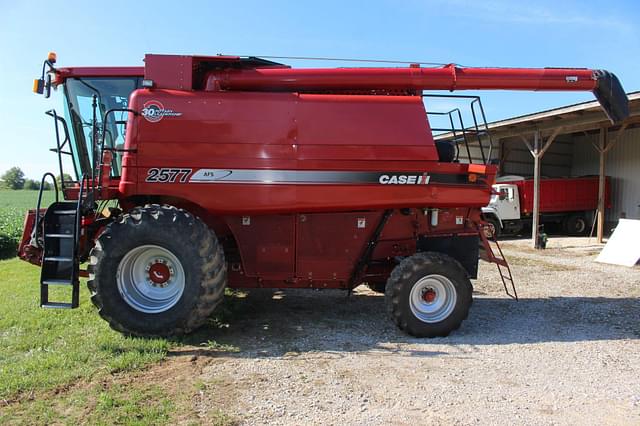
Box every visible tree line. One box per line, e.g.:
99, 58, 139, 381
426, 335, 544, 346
0, 167, 73, 190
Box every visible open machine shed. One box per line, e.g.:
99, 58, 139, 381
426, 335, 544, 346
438, 91, 640, 246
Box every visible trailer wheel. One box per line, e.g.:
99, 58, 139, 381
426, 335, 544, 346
88, 204, 227, 337
564, 214, 588, 236
385, 252, 472, 337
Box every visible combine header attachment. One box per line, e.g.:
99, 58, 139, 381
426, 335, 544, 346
20, 52, 628, 337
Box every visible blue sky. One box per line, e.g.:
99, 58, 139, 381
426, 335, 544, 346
1, 0, 638, 178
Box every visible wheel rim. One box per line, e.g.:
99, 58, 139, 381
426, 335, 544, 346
574, 218, 586, 233
117, 245, 185, 313
484, 222, 497, 239
409, 274, 457, 323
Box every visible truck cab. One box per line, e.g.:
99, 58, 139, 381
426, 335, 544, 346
482, 176, 524, 236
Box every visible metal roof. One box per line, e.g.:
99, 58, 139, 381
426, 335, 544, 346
436, 91, 640, 140
487, 91, 640, 128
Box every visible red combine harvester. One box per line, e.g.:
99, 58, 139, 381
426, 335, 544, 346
21, 53, 628, 337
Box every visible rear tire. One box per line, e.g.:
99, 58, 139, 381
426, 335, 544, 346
88, 204, 227, 337
385, 252, 472, 337
564, 214, 588, 236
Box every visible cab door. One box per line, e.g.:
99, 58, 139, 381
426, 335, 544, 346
495, 184, 521, 220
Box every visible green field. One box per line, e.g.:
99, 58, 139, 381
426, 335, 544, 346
0, 190, 55, 259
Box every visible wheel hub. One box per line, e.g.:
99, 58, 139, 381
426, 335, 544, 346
422, 288, 437, 303
146, 260, 173, 287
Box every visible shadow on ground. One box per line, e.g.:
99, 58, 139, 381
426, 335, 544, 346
173, 289, 640, 359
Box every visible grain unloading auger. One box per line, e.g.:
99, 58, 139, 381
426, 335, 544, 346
21, 53, 628, 337
211, 62, 627, 122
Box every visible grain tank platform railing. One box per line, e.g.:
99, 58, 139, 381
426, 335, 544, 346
424, 94, 495, 165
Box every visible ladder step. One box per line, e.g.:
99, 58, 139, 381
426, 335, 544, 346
42, 279, 74, 286
53, 210, 77, 215
45, 233, 74, 239
43, 256, 73, 262
41, 302, 75, 309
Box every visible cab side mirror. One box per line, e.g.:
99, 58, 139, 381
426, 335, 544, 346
32, 74, 52, 98
33, 52, 57, 97
499, 190, 508, 201
33, 78, 44, 95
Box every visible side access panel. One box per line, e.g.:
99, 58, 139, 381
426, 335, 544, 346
295, 212, 381, 282
225, 215, 296, 279
224, 212, 382, 287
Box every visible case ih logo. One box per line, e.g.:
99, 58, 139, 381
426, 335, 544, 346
141, 100, 182, 123
379, 173, 431, 185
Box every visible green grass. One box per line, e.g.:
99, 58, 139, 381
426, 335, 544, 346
0, 258, 171, 413
0, 258, 239, 425
0, 192, 237, 423
0, 190, 56, 259
1, 382, 175, 425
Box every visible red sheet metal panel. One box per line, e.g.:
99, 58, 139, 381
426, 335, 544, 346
296, 212, 381, 280
515, 176, 610, 214
225, 215, 295, 278
120, 89, 495, 214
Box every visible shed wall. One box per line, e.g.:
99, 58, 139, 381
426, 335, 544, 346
498, 136, 573, 178
572, 127, 640, 221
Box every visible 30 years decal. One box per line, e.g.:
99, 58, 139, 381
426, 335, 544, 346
141, 100, 182, 123
145, 168, 192, 183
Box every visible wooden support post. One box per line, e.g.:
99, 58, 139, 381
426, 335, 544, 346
597, 128, 607, 243
590, 121, 632, 243
531, 131, 541, 248
520, 127, 563, 249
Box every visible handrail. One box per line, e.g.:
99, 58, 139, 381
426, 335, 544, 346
472, 98, 494, 162
45, 109, 79, 189
97, 108, 138, 190
49, 110, 66, 190
74, 175, 88, 255
424, 93, 493, 165
447, 110, 461, 162
33, 172, 59, 247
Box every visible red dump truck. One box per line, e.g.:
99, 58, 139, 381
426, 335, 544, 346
482, 175, 611, 236
19, 52, 628, 338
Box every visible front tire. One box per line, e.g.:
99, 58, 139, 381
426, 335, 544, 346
88, 205, 227, 337
485, 216, 502, 239
385, 252, 472, 337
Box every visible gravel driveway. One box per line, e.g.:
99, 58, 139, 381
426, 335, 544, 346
182, 237, 640, 425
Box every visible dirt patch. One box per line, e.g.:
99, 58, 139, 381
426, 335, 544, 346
505, 254, 577, 271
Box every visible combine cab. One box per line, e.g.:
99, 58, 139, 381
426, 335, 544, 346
20, 52, 628, 337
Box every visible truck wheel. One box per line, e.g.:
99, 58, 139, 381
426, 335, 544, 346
88, 205, 227, 337
385, 252, 472, 338
485, 217, 501, 239
564, 214, 588, 236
